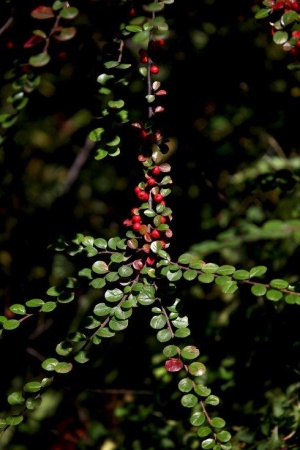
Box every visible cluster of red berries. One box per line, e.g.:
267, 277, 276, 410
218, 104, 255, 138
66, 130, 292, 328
270, 0, 300, 11
264, 0, 300, 55
138, 39, 165, 75
123, 164, 172, 266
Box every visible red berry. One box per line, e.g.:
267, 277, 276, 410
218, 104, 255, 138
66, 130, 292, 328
152, 166, 161, 175
147, 177, 157, 186
6, 41, 14, 49
134, 186, 141, 194
154, 193, 163, 203
140, 129, 148, 138
150, 229, 160, 239
150, 65, 159, 74
132, 215, 142, 223
146, 256, 156, 265
138, 191, 149, 201
140, 55, 148, 64
132, 223, 141, 231
160, 216, 167, 224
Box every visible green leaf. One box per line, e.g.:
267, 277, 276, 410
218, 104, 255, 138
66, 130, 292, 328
41, 358, 59, 371
41, 377, 53, 387
6, 415, 24, 426
97, 327, 115, 338
114, 307, 132, 320
201, 438, 215, 449
84, 316, 102, 330
7, 392, 25, 406
216, 265, 236, 275
211, 417, 226, 428
266, 290, 283, 301
91, 278, 106, 289
198, 273, 214, 283
150, 314, 167, 329
181, 345, 200, 360
175, 327, 191, 338
190, 411, 206, 426
178, 378, 194, 393
220, 281, 238, 294
194, 384, 211, 397
254, 8, 272, 19
232, 270, 250, 281
197, 427, 212, 438
26, 298, 44, 307
285, 294, 298, 304
126, 25, 143, 32
105, 272, 119, 282
29, 52, 50, 67
205, 395, 220, 405
109, 318, 128, 331
202, 263, 219, 273
188, 362, 206, 376
92, 261, 109, 274
216, 430, 231, 442
89, 127, 105, 142
251, 284, 267, 296
26, 397, 42, 410
9, 304, 26, 315
52, 1, 65, 10
54, 362, 73, 373
281, 10, 298, 26
105, 288, 123, 302
41, 302, 57, 312
118, 265, 134, 279
269, 279, 289, 290
138, 286, 156, 305
157, 329, 172, 342
143, 2, 165, 12
23, 381, 42, 393
163, 345, 179, 358
56, 340, 73, 356
108, 99, 125, 109
181, 393, 198, 408
110, 252, 126, 263
183, 270, 198, 281
167, 270, 182, 281
172, 316, 189, 328
74, 351, 90, 364
94, 303, 111, 316
59, 6, 79, 19
133, 31, 150, 43
3, 320, 20, 330
273, 31, 288, 45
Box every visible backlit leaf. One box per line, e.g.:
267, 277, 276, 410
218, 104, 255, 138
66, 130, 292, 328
29, 53, 50, 67
31, 6, 55, 19
165, 358, 183, 372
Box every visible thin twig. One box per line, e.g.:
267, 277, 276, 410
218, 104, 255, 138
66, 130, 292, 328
0, 17, 13, 36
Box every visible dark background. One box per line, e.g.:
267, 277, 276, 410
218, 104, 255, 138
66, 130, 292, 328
1, 0, 300, 448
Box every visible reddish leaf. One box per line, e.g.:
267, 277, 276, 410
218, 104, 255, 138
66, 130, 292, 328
165, 358, 183, 372
31, 6, 55, 19
23, 35, 45, 48
53, 26, 77, 42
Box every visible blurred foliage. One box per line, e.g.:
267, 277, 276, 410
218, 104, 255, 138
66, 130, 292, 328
1, 0, 300, 449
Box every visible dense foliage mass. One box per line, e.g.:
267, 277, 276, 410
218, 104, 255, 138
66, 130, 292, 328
1, 1, 300, 449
